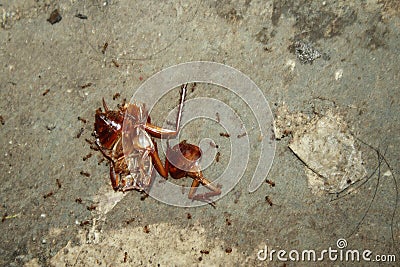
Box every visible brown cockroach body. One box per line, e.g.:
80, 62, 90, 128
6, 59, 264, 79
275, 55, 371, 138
93, 84, 221, 204
94, 85, 187, 192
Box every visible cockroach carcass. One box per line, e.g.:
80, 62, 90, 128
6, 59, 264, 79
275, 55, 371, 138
93, 84, 222, 204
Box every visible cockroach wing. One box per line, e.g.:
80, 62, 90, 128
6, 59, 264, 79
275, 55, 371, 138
95, 109, 123, 149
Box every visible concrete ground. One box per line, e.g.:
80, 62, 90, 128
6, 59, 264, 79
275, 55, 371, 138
0, 0, 399, 266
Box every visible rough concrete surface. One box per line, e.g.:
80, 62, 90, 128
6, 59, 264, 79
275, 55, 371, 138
0, 0, 399, 266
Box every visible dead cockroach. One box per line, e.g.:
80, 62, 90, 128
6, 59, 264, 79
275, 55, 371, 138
237, 132, 247, 138
266, 179, 275, 187
200, 250, 209, 255
87, 204, 97, 211
93, 84, 221, 204
123, 252, 128, 263
83, 153, 93, 161
220, 132, 230, 138
187, 213, 192, 219
43, 191, 54, 199
75, 198, 83, 204
80, 171, 90, 177
1, 213, 7, 223
265, 196, 273, 206
215, 151, 221, 163
76, 128, 84, 138
101, 42, 108, 54
112, 59, 120, 68
215, 112, 220, 123
225, 247, 232, 253
112, 92, 120, 100
56, 178, 62, 189
80, 82, 93, 89
0, 115, 4, 125
80, 220, 90, 226
78, 116, 87, 123
42, 89, 50, 96
143, 225, 150, 233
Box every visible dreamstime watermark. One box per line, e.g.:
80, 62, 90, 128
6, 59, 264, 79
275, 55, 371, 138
257, 238, 397, 263
122, 61, 276, 207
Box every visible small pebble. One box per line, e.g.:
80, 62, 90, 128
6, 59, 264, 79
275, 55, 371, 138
47, 9, 62, 25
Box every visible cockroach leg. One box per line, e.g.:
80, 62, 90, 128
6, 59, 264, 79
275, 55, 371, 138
188, 173, 222, 207
109, 163, 120, 191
